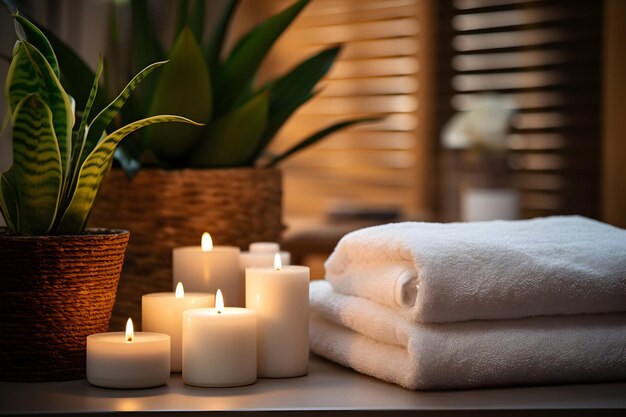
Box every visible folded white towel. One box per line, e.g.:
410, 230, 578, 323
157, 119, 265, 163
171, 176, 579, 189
309, 281, 626, 390
324, 216, 626, 323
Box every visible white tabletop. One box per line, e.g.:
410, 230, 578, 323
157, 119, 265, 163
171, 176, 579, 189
1, 355, 625, 416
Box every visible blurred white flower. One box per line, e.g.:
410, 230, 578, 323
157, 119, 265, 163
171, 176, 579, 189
442, 94, 516, 151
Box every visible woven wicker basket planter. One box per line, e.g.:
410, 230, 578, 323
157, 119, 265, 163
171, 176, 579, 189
0, 229, 129, 381
89, 168, 284, 330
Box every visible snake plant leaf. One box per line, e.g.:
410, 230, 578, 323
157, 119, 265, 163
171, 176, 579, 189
188, 92, 268, 168
267, 117, 379, 167
64, 57, 104, 208
36, 23, 105, 112
145, 28, 212, 161
75, 57, 104, 164
216, 0, 309, 114
7, 41, 73, 179
6, 94, 62, 235
0, 174, 19, 233
57, 115, 202, 234
13, 14, 60, 79
113, 136, 144, 179
81, 60, 167, 169
205, 0, 238, 73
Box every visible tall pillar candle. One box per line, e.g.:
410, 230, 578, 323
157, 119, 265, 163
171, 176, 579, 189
173, 232, 242, 306
245, 254, 310, 378
142, 282, 214, 372
87, 319, 170, 389
183, 290, 257, 387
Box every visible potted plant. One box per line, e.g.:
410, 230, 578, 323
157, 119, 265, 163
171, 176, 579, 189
0, 14, 199, 381
11, 0, 376, 328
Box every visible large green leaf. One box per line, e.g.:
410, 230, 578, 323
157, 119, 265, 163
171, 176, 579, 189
6, 94, 62, 235
266, 46, 339, 112
205, 0, 238, 74
188, 92, 268, 168
216, 0, 308, 114
13, 14, 60, 79
267, 117, 378, 167
56, 115, 201, 234
7, 41, 73, 178
145, 28, 212, 161
189, 0, 205, 44
130, 0, 165, 109
252, 89, 316, 163
80, 60, 167, 170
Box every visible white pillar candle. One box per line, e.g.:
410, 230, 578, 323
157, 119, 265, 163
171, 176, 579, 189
86, 319, 170, 389
183, 290, 257, 387
142, 283, 214, 372
240, 242, 290, 270
246, 254, 310, 378
173, 232, 242, 306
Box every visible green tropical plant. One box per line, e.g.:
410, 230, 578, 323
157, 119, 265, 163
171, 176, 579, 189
3, 0, 376, 178
0, 14, 201, 236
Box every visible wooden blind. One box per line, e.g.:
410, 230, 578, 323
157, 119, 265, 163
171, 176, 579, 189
436, 0, 603, 219
254, 0, 432, 220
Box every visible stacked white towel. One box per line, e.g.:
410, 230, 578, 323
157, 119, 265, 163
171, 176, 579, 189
309, 216, 626, 390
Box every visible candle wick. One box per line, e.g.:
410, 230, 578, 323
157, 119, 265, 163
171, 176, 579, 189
127, 337, 132, 342
218, 311, 222, 315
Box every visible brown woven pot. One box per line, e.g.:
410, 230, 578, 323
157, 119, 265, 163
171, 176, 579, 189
89, 168, 284, 330
0, 229, 129, 381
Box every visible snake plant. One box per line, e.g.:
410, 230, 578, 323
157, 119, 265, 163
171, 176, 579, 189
4, 0, 376, 178
0, 15, 201, 236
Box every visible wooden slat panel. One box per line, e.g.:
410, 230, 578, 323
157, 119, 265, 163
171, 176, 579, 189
437, 0, 602, 219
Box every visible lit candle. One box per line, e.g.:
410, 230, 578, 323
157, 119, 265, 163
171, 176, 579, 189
142, 282, 214, 372
86, 319, 170, 388
239, 242, 291, 270
173, 232, 242, 305
183, 290, 257, 387
245, 254, 310, 378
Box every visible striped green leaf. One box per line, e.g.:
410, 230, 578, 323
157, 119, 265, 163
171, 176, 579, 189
14, 14, 60, 79
0, 173, 19, 233
6, 94, 62, 235
80, 60, 167, 170
57, 115, 202, 234
6, 41, 73, 178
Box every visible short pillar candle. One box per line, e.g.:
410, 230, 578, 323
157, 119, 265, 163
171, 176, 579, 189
183, 290, 257, 387
239, 242, 290, 270
246, 254, 310, 378
142, 282, 214, 372
173, 232, 242, 306
86, 319, 170, 389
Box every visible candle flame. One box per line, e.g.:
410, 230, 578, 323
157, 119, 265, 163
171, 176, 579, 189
175, 282, 184, 298
274, 253, 282, 270
125, 318, 134, 343
216, 289, 224, 314
201, 232, 213, 252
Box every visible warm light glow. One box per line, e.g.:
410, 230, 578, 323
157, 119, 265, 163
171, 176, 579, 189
274, 253, 282, 270
216, 289, 224, 314
201, 232, 213, 252
125, 318, 134, 343
175, 282, 184, 299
